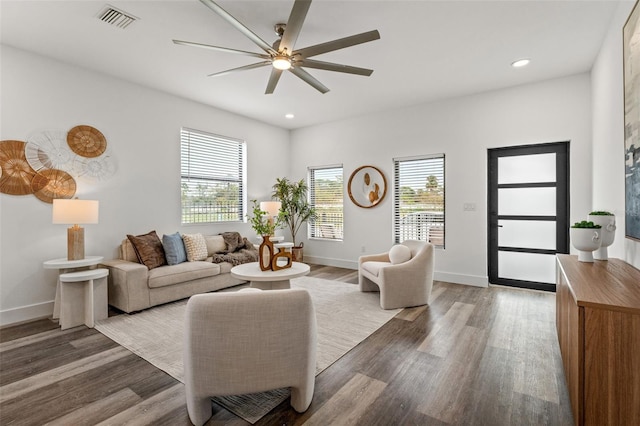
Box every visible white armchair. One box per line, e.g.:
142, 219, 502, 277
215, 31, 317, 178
183, 288, 317, 426
358, 240, 435, 309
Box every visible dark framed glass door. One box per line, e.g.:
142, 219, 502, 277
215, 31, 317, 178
487, 142, 570, 291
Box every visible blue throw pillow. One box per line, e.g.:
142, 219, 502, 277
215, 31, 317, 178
163, 232, 187, 265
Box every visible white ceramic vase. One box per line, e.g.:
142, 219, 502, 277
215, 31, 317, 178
570, 227, 601, 262
588, 214, 616, 260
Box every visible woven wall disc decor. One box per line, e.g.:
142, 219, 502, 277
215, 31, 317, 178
67, 125, 107, 158
72, 153, 116, 182
26, 130, 74, 171
31, 168, 76, 203
0, 140, 38, 195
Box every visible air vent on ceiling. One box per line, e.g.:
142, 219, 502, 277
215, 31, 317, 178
97, 5, 138, 29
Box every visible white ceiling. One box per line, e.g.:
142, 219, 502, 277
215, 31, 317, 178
0, 0, 622, 129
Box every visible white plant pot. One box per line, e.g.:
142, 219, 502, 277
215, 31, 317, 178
570, 227, 601, 262
588, 214, 616, 260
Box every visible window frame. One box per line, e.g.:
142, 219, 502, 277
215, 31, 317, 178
180, 127, 247, 225
393, 154, 446, 247
308, 164, 344, 241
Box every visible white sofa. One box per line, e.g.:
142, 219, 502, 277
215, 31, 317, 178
101, 235, 252, 313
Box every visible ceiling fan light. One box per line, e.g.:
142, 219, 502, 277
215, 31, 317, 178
272, 56, 292, 70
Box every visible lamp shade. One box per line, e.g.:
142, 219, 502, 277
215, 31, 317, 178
259, 201, 281, 217
52, 199, 99, 224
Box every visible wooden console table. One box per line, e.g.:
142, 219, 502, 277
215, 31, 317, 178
555, 255, 640, 425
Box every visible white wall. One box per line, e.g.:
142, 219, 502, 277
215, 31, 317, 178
5, 0, 639, 326
591, 0, 640, 269
291, 74, 593, 286
0, 46, 290, 326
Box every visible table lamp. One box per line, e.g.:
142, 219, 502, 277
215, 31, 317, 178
260, 201, 281, 235
52, 198, 99, 260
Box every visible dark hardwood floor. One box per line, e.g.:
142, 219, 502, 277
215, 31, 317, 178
0, 265, 573, 425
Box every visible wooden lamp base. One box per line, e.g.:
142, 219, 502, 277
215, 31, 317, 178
67, 225, 85, 260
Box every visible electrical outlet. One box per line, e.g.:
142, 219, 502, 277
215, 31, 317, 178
361, 245, 366, 253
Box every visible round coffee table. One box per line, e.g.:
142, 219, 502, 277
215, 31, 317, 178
230, 262, 310, 290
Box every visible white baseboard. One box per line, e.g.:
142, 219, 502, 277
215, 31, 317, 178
306, 256, 488, 288
305, 255, 358, 270
0, 301, 53, 328
434, 272, 488, 287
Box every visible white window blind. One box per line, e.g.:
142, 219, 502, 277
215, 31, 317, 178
309, 165, 344, 240
180, 127, 246, 224
393, 154, 445, 247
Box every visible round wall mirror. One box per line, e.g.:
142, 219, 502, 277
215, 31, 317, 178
347, 165, 387, 208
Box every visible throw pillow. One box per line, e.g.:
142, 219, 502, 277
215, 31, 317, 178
127, 230, 167, 270
163, 232, 187, 265
389, 244, 411, 264
204, 235, 226, 256
182, 233, 208, 261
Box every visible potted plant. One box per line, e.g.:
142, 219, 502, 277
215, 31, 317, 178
248, 199, 279, 236
570, 220, 602, 262
272, 178, 316, 262
248, 200, 283, 270
588, 211, 616, 260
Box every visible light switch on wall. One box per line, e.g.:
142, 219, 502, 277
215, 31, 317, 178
463, 203, 476, 211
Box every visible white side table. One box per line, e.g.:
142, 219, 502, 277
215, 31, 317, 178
43, 256, 104, 323
58, 269, 109, 329
274, 242, 294, 252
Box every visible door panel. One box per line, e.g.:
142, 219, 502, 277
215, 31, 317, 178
498, 252, 557, 284
488, 142, 569, 291
498, 187, 557, 216
498, 220, 557, 250
498, 153, 556, 184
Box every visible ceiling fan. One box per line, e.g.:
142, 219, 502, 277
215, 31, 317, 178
173, 0, 380, 94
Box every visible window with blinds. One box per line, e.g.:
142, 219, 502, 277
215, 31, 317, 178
393, 154, 445, 247
308, 165, 344, 240
180, 128, 246, 224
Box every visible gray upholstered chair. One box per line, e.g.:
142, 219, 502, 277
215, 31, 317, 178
358, 240, 435, 309
183, 288, 317, 426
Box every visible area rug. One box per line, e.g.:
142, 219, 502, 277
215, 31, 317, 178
95, 276, 400, 423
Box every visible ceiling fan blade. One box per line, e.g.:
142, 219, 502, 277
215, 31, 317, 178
199, 0, 277, 56
265, 69, 283, 94
294, 30, 380, 59
290, 67, 329, 94
208, 61, 271, 78
298, 59, 373, 76
279, 0, 312, 54
173, 40, 269, 59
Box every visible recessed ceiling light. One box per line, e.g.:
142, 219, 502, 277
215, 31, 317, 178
285, 113, 295, 119
511, 59, 530, 68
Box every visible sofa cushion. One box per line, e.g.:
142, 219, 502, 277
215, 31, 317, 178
148, 261, 221, 288
127, 230, 167, 270
362, 261, 390, 277
389, 244, 412, 264
206, 257, 234, 273
182, 233, 208, 262
163, 232, 187, 265
204, 235, 226, 256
